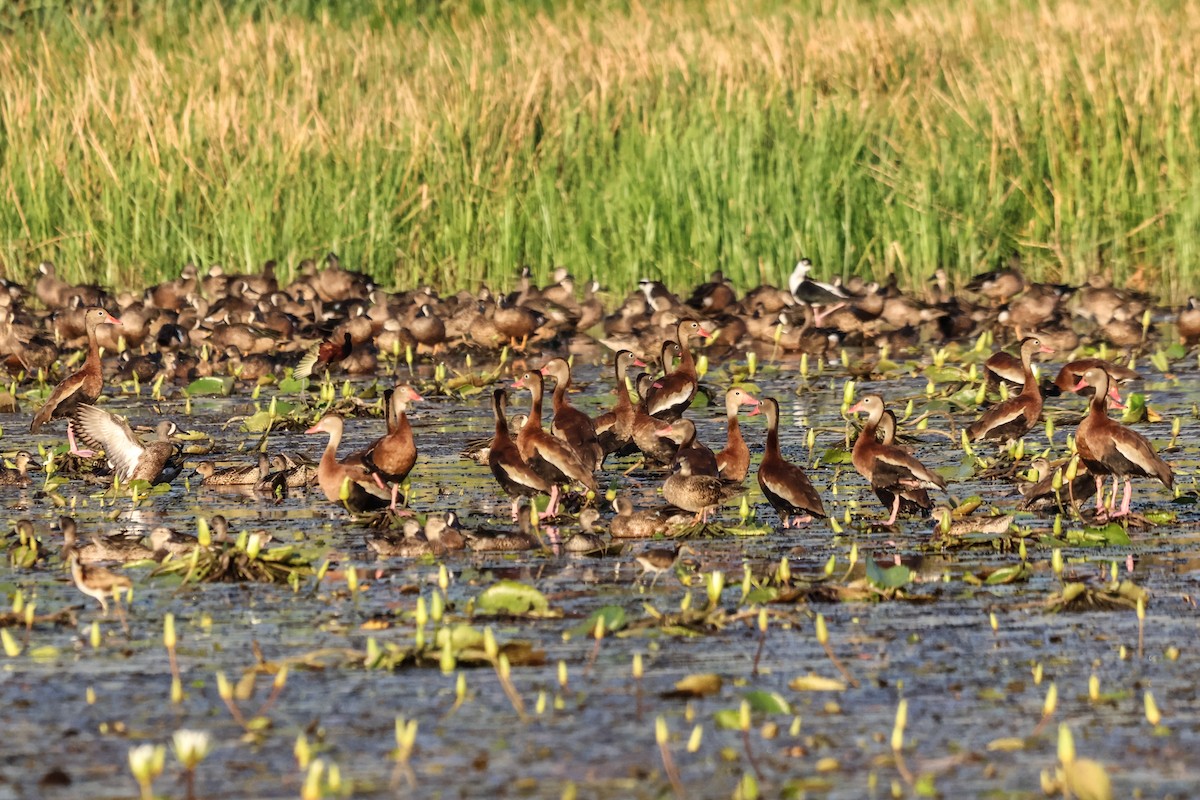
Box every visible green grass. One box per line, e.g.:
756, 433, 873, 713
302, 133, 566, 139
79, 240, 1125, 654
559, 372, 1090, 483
1, 0, 1197, 300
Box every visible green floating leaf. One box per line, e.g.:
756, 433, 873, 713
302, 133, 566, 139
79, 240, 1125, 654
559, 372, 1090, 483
278, 377, 307, 393
1165, 342, 1188, 361
865, 558, 912, 590
743, 690, 792, 715
819, 447, 853, 465
713, 708, 742, 729
474, 580, 551, 616
984, 564, 1030, 585
434, 623, 485, 652
564, 605, 626, 640
241, 410, 275, 433
1143, 509, 1178, 524
186, 376, 234, 397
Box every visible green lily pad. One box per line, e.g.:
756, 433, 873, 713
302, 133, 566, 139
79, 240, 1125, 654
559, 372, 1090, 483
744, 690, 792, 714
186, 376, 234, 397
564, 605, 626, 640
474, 580, 552, 616
865, 558, 912, 589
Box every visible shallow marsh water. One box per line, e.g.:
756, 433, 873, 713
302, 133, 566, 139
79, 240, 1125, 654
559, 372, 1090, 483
1, 345, 1199, 799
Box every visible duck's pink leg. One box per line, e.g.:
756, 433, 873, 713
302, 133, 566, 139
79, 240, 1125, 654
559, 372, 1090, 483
539, 486, 560, 520
884, 495, 901, 526
1113, 479, 1133, 518
1094, 476, 1106, 514
67, 422, 95, 459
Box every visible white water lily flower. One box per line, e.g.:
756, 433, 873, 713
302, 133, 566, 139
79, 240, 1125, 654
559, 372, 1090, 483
172, 729, 212, 769
128, 742, 166, 781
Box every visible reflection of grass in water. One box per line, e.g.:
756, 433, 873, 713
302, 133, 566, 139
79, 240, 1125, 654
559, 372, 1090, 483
3, 1, 1198, 297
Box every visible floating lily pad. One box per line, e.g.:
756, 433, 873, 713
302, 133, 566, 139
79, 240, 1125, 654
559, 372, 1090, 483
186, 376, 235, 396
474, 580, 552, 616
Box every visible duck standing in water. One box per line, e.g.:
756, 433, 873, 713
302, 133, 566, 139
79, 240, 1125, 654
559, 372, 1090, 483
1073, 367, 1173, 518
362, 385, 424, 511
848, 394, 947, 525
756, 397, 825, 527
967, 337, 1053, 444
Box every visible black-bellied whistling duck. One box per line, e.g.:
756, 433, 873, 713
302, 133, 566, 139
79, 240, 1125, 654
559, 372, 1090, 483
873, 409, 933, 517
512, 370, 597, 518
304, 415, 390, 512
1178, 297, 1200, 345
487, 389, 553, 521
72, 406, 179, 484
593, 351, 646, 457
756, 397, 825, 527
539, 358, 603, 472
662, 460, 741, 523
30, 306, 121, 456
848, 394, 947, 525
361, 385, 423, 510
1052, 358, 1141, 400
715, 388, 760, 482
645, 319, 708, 420
1074, 367, 1173, 518
654, 419, 719, 476
294, 332, 352, 380
967, 337, 1053, 443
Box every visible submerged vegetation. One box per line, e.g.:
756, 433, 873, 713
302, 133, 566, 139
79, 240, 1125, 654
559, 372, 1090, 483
2, 0, 1198, 296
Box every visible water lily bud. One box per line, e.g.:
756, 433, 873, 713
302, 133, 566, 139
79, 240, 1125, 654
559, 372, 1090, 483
1089, 674, 1100, 702
891, 699, 907, 751
631, 654, 642, 680
815, 613, 828, 645
1057, 723, 1075, 765
1043, 682, 1058, 717
1145, 690, 1162, 726
1052, 548, 1064, 577
687, 725, 703, 753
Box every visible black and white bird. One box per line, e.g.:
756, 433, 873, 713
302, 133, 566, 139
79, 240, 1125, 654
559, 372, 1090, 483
788, 258, 847, 307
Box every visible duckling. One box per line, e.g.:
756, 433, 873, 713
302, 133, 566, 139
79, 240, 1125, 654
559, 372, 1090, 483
610, 497, 689, 539
0, 451, 36, 487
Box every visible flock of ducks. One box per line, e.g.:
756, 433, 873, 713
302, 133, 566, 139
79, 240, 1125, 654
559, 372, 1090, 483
4, 255, 1189, 604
